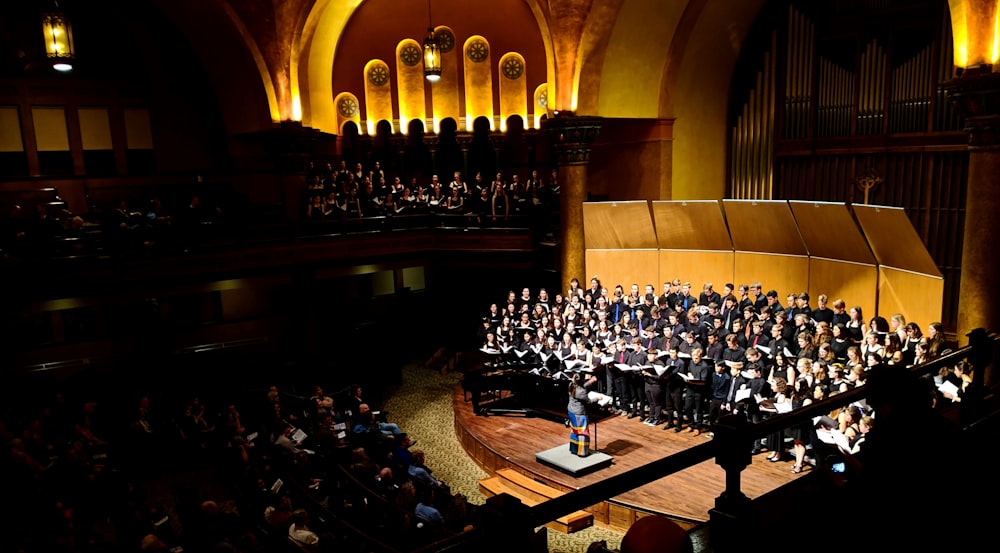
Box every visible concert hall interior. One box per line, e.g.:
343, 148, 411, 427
1, 1, 999, 552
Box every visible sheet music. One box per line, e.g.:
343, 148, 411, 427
735, 387, 752, 402
815, 427, 852, 451
615, 363, 642, 372
755, 345, 771, 355
937, 379, 960, 397
587, 391, 614, 407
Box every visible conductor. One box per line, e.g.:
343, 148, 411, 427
568, 373, 600, 457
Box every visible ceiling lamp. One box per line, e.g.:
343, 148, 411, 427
41, 3, 75, 72
423, 0, 441, 82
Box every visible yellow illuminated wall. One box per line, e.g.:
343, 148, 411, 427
463, 35, 494, 131
431, 25, 460, 134
533, 83, 548, 129
32, 107, 70, 151
395, 39, 426, 134
0, 107, 24, 152
363, 59, 394, 135
78, 107, 113, 150
498, 52, 527, 131
334, 92, 362, 134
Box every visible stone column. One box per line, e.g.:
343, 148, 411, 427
457, 134, 473, 178
542, 114, 601, 287
426, 136, 439, 178
944, 70, 1000, 382
392, 136, 408, 179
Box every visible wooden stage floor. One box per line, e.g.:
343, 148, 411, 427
453, 384, 809, 529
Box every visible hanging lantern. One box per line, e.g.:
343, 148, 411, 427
42, 9, 75, 72
423, 27, 441, 82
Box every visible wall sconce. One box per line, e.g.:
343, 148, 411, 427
423, 0, 441, 82
41, 4, 75, 72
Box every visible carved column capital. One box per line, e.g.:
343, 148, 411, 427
391, 136, 409, 154
943, 71, 1000, 149
542, 114, 602, 165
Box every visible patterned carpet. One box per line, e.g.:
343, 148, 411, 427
383, 362, 624, 553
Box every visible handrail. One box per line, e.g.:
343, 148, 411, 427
528, 441, 718, 528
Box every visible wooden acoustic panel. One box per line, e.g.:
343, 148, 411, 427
789, 201, 876, 265
585, 250, 659, 296
807, 258, 877, 324
723, 200, 808, 256
651, 200, 733, 251
878, 267, 944, 327
583, 201, 656, 249
852, 205, 942, 277
658, 250, 734, 296
734, 252, 809, 300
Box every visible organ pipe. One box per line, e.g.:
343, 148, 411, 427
783, 5, 814, 140
731, 31, 777, 199
857, 40, 886, 135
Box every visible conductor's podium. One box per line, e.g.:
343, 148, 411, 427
478, 468, 594, 533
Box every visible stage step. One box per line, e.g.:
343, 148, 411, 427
478, 469, 593, 534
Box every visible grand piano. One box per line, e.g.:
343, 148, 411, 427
460, 349, 570, 420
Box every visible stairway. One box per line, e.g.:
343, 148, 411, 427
478, 468, 593, 533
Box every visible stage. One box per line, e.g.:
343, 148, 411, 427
452, 382, 809, 531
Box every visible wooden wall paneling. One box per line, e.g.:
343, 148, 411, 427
878, 267, 943, 327
788, 201, 875, 264
852, 204, 943, 324
582, 201, 656, 250
650, 201, 732, 251
723, 200, 809, 297
807, 257, 877, 323
586, 501, 610, 525
607, 503, 635, 532
789, 200, 877, 310
722, 200, 808, 256
651, 201, 734, 292
658, 251, 735, 294
734, 252, 809, 299
851, 204, 941, 277
585, 250, 659, 296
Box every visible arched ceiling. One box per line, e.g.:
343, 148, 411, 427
153, 0, 769, 135
153, 0, 275, 134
